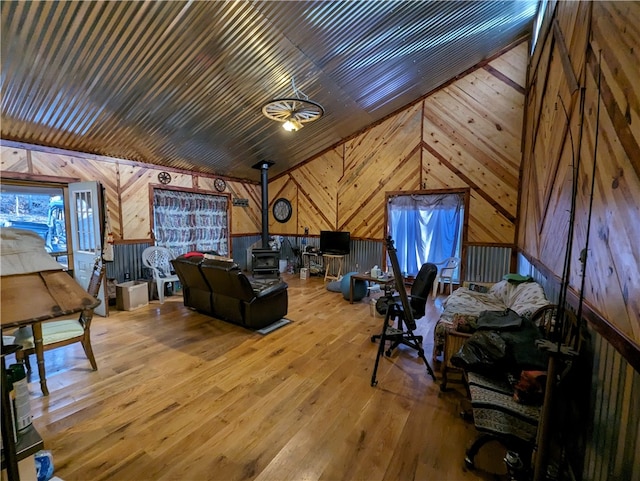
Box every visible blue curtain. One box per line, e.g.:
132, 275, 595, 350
389, 193, 463, 276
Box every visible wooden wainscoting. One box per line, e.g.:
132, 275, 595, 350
18, 275, 507, 481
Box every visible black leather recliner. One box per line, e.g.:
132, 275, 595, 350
170, 254, 213, 313
171, 254, 288, 329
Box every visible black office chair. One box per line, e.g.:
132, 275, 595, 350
371, 237, 438, 386
373, 262, 438, 352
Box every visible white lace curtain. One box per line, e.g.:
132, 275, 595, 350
152, 189, 229, 257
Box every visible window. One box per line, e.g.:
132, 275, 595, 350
0, 182, 69, 267
72, 188, 97, 252
152, 188, 229, 256
387, 192, 464, 278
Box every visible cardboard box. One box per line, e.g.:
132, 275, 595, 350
116, 280, 149, 311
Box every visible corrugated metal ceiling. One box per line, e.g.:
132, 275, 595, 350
1, 1, 537, 181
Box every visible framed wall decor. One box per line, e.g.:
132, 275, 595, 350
273, 197, 292, 223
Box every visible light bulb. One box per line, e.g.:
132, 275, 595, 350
282, 118, 302, 131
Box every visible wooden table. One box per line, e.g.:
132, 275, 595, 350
322, 254, 345, 282
349, 273, 396, 303
1, 270, 100, 396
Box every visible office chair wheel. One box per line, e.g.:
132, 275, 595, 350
385, 348, 393, 357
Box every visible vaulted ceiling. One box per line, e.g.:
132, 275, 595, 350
1, 1, 537, 181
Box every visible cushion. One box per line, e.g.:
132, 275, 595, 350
13, 320, 84, 349
441, 288, 506, 322
507, 282, 550, 318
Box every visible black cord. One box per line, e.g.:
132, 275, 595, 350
577, 50, 602, 325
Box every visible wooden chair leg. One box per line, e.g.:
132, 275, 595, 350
15, 350, 31, 373
81, 338, 98, 370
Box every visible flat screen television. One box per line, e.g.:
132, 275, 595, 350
320, 231, 350, 255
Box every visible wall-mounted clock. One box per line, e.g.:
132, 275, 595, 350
214, 178, 227, 192
273, 197, 292, 223
158, 171, 172, 184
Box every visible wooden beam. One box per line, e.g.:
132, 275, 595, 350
553, 18, 580, 93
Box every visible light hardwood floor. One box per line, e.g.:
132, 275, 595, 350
14, 274, 508, 481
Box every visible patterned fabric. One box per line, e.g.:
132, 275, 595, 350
452, 313, 478, 333
433, 280, 550, 358
153, 189, 229, 256
467, 372, 540, 442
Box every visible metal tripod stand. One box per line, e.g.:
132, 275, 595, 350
370, 236, 436, 386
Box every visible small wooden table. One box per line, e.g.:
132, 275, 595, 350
349, 273, 396, 303
323, 254, 345, 282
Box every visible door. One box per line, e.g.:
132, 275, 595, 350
69, 181, 106, 316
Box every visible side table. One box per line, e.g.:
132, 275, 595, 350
322, 254, 344, 282
349, 273, 396, 303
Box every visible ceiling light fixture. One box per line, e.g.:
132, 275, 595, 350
262, 78, 324, 132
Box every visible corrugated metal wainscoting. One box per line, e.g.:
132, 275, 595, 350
109, 239, 514, 284
232, 235, 385, 275
105, 242, 152, 283
466, 245, 512, 283
518, 253, 639, 481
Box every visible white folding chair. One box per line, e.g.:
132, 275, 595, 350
142, 246, 180, 303
433, 257, 460, 296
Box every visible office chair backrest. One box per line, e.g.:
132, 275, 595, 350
410, 262, 438, 318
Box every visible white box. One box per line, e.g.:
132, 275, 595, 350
300, 267, 309, 280
116, 280, 149, 310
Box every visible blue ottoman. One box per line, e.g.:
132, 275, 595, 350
340, 272, 367, 301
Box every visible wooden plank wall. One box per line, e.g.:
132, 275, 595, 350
520, 3, 639, 478
268, 42, 528, 246
0, 146, 263, 241
520, 1, 640, 351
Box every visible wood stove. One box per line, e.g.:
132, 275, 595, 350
251, 160, 280, 278
252, 248, 280, 278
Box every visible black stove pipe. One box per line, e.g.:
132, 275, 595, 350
252, 160, 275, 249
259, 164, 269, 248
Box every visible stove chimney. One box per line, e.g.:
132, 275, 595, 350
252, 160, 275, 248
